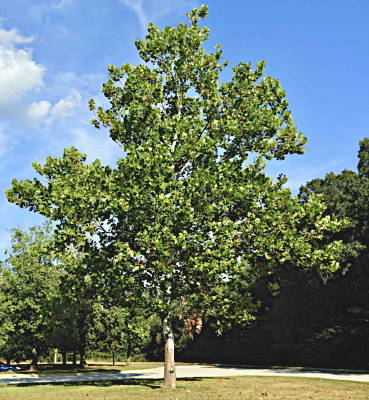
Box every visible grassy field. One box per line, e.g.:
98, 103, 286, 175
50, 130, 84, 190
13, 361, 163, 376
11, 360, 213, 376
1, 376, 369, 399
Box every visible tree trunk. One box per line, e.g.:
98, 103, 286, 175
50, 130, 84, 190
163, 315, 176, 389
61, 350, 67, 365
126, 340, 132, 366
72, 351, 77, 366
6, 358, 11, 365
112, 350, 115, 366
79, 348, 86, 367
77, 312, 87, 368
29, 347, 38, 371
53, 348, 58, 364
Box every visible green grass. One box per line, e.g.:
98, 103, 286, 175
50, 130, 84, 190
1, 376, 369, 399
12, 361, 163, 376
12, 360, 213, 376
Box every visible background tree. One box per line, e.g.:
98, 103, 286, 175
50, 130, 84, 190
90, 305, 151, 365
297, 138, 369, 366
0, 225, 60, 368
50, 267, 97, 367
358, 137, 369, 177
6, 6, 345, 388
181, 137, 369, 369
49, 292, 81, 365
0, 274, 14, 362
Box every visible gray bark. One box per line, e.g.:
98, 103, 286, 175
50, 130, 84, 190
163, 315, 176, 389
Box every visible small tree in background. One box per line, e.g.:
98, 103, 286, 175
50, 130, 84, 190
0, 225, 60, 368
0, 275, 14, 362
90, 305, 151, 365
358, 138, 369, 177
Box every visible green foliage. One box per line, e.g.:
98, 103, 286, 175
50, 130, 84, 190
0, 225, 60, 363
50, 266, 97, 364
357, 137, 369, 177
90, 305, 151, 362
294, 138, 369, 364
194, 138, 369, 369
5, 6, 346, 375
0, 276, 14, 351
299, 141, 369, 261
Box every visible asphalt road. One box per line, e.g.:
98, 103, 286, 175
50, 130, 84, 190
1, 365, 369, 385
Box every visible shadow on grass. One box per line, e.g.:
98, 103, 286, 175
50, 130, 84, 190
10, 377, 204, 389
16, 364, 145, 375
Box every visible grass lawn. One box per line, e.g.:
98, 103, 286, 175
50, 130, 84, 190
10, 361, 164, 376
12, 361, 212, 376
1, 376, 368, 399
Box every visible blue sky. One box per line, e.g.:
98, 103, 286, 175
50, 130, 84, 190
1, 0, 369, 255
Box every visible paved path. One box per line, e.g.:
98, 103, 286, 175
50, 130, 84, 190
1, 365, 369, 385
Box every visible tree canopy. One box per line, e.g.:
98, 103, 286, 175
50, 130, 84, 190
6, 5, 346, 388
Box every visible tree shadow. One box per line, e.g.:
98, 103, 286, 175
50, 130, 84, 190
11, 377, 203, 389
16, 363, 144, 376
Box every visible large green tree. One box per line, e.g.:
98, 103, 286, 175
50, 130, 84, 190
7, 6, 345, 387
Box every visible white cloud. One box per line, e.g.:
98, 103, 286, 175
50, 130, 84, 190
26, 89, 82, 124
53, 0, 71, 9
119, 0, 148, 31
0, 27, 84, 126
118, 0, 196, 31
26, 100, 51, 120
48, 88, 82, 121
0, 28, 34, 47
0, 29, 45, 107
149, 0, 197, 20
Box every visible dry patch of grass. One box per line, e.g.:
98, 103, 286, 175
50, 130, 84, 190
1, 376, 369, 400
